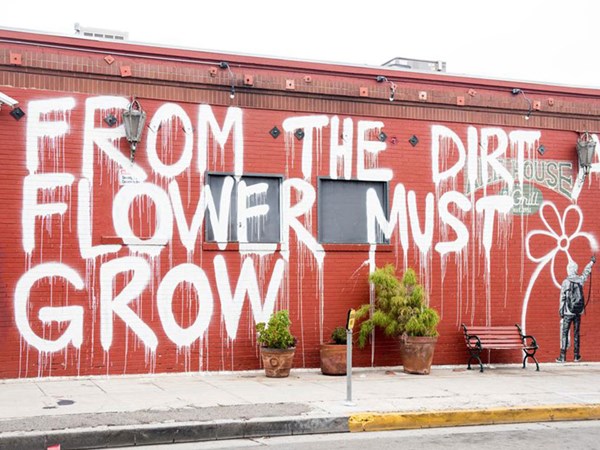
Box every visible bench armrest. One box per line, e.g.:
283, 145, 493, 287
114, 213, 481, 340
515, 324, 538, 349
466, 335, 482, 350
461, 324, 482, 350
520, 334, 538, 349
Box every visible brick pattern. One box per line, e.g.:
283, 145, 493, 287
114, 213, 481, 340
0, 31, 599, 378
0, 36, 599, 131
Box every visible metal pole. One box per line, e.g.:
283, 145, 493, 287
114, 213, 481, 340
345, 329, 354, 406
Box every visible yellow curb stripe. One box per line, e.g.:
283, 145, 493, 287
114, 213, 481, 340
348, 404, 600, 432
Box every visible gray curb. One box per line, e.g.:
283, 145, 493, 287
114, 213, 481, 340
0, 415, 350, 449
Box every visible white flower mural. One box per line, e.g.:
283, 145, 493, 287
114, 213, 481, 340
522, 201, 598, 333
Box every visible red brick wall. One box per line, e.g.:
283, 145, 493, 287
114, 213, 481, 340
0, 30, 599, 378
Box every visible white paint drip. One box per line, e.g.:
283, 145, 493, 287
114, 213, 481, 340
356, 121, 392, 181
282, 115, 329, 182
17, 96, 583, 376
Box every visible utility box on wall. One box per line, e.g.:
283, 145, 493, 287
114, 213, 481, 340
0, 27, 599, 379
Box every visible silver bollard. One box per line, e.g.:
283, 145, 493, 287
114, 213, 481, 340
345, 329, 355, 406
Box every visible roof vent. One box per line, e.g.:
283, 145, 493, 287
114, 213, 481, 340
382, 57, 446, 72
74, 23, 128, 41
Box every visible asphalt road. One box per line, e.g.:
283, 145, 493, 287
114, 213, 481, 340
111, 420, 600, 449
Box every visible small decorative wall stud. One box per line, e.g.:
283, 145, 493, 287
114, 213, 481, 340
104, 114, 117, 127
10, 107, 25, 121
270, 126, 281, 139
10, 52, 22, 65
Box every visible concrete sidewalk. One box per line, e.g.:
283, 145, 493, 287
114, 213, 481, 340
1, 362, 600, 449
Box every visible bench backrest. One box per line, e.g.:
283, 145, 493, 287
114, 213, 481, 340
463, 325, 523, 348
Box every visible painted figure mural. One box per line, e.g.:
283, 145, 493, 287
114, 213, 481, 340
556, 256, 595, 362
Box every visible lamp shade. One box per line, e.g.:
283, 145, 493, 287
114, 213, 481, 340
122, 99, 146, 146
577, 134, 596, 170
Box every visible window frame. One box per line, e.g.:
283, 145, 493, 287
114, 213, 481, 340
317, 177, 390, 245
204, 172, 283, 244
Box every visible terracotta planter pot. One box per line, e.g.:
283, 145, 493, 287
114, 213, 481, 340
400, 335, 438, 375
260, 347, 295, 378
320, 343, 347, 375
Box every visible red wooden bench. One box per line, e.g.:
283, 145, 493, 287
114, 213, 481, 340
461, 324, 539, 372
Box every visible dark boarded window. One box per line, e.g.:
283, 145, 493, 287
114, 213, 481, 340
205, 173, 281, 243
318, 179, 388, 244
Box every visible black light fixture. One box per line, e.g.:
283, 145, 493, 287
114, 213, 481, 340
537, 145, 546, 156
122, 98, 147, 162
0, 91, 24, 120
511, 88, 533, 120
576, 132, 596, 178
376, 75, 397, 102
294, 129, 305, 140
378, 131, 387, 142
219, 61, 236, 100
408, 135, 419, 147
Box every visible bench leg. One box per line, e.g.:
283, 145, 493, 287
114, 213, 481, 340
467, 353, 484, 372
522, 350, 540, 371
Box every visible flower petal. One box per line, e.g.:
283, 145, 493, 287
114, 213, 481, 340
526, 230, 559, 263
537, 201, 562, 238
568, 232, 599, 253
562, 205, 584, 239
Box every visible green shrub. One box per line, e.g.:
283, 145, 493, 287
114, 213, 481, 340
256, 310, 296, 349
355, 265, 439, 348
330, 326, 347, 345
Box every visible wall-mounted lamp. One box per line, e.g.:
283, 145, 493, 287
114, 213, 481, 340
576, 132, 596, 179
0, 91, 19, 108
511, 88, 533, 120
376, 75, 397, 102
0, 91, 25, 120
122, 98, 147, 162
219, 61, 236, 100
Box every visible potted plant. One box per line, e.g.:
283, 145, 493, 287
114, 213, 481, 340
255, 310, 296, 378
355, 265, 440, 375
320, 326, 348, 375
